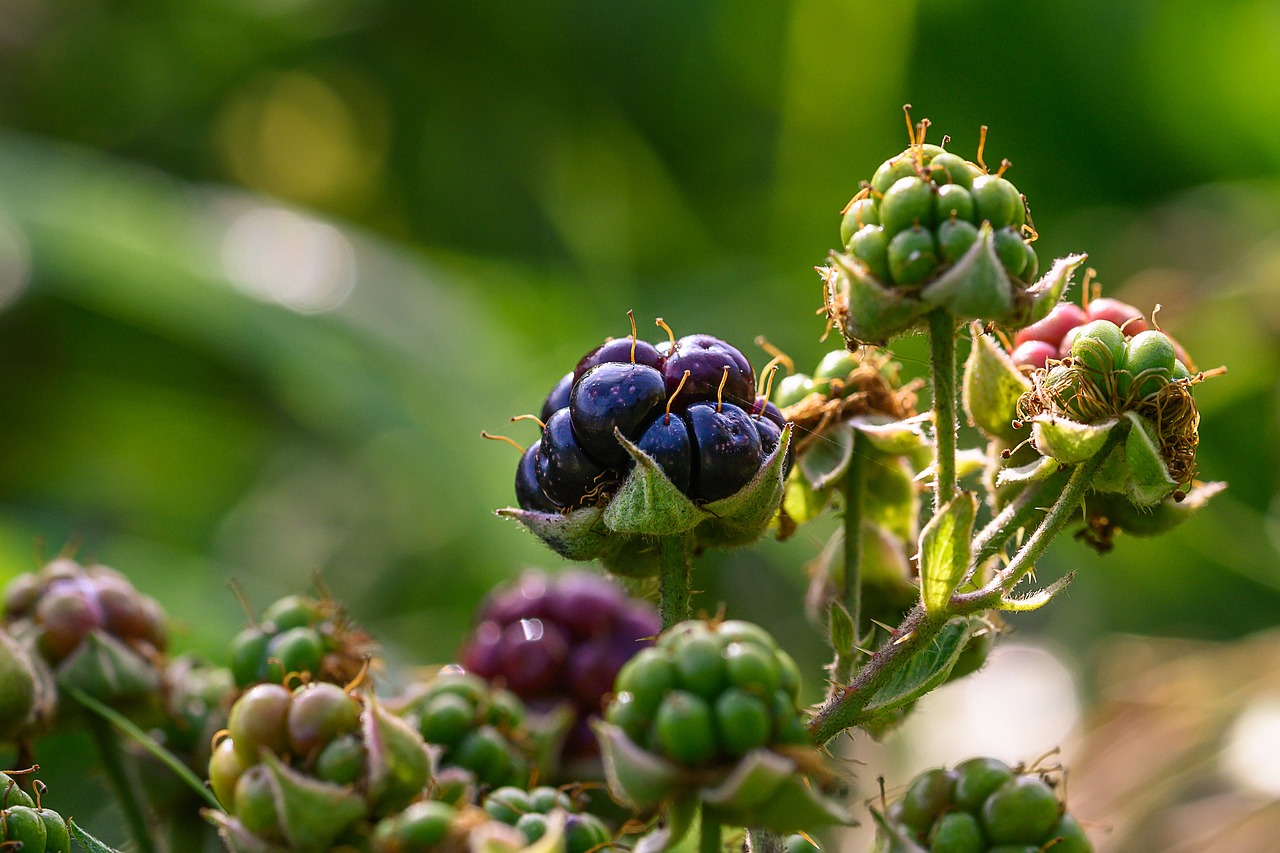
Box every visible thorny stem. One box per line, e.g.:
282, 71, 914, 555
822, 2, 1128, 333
87, 713, 158, 853
658, 536, 692, 630
829, 433, 866, 694
970, 476, 1054, 569
928, 311, 959, 512
808, 424, 1127, 744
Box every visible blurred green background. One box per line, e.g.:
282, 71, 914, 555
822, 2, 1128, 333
0, 0, 1277, 845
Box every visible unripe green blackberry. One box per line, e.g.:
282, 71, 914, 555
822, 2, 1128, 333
229, 592, 376, 689
396, 670, 533, 789
482, 785, 610, 853
876, 759, 1092, 852
602, 619, 810, 767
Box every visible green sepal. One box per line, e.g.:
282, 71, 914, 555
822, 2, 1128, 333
0, 627, 50, 736
860, 618, 973, 726
700, 749, 855, 833
920, 222, 1015, 320
362, 695, 431, 815
203, 812, 286, 853
592, 720, 683, 810
497, 506, 610, 562
963, 327, 1031, 442
998, 572, 1076, 612
1031, 415, 1118, 465
870, 808, 929, 853
919, 493, 977, 614
472, 811, 567, 853
800, 422, 853, 491
68, 819, 129, 853
828, 600, 855, 657
1086, 481, 1226, 537
849, 414, 929, 456
605, 431, 704, 535
1016, 252, 1089, 327
260, 751, 368, 851
995, 454, 1060, 487
828, 252, 931, 345
55, 630, 159, 705
1122, 412, 1178, 506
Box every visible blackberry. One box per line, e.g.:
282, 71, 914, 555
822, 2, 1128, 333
460, 570, 659, 764
878, 758, 1092, 852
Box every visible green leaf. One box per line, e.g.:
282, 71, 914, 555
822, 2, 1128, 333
962, 325, 1032, 442
861, 618, 973, 723
920, 222, 1015, 320
999, 572, 1076, 612
1123, 412, 1177, 507
1031, 415, 1118, 465
781, 472, 832, 530
863, 455, 919, 543
829, 600, 855, 656
919, 492, 976, 614
69, 820, 127, 853
800, 422, 853, 491
604, 431, 704, 534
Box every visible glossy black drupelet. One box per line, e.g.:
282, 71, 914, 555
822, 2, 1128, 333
637, 413, 693, 494
515, 445, 559, 512
569, 363, 667, 469
685, 402, 763, 501
661, 334, 756, 410
540, 372, 574, 423
538, 409, 611, 507
573, 338, 664, 384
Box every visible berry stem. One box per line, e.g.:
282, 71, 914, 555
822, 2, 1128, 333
86, 713, 159, 853
927, 311, 959, 511
747, 828, 786, 852
807, 425, 1126, 744
829, 432, 866, 693
970, 476, 1054, 569
658, 536, 692, 629
698, 809, 722, 853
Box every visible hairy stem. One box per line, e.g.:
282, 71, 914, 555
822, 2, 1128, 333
87, 713, 158, 853
970, 476, 1054, 569
809, 425, 1127, 744
747, 828, 786, 853
829, 434, 866, 693
928, 311, 959, 512
658, 536, 692, 629
699, 809, 722, 853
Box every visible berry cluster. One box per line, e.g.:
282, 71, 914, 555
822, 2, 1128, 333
841, 144, 1036, 287
483, 786, 612, 853
603, 620, 808, 767
3, 557, 167, 664
881, 758, 1091, 852
397, 671, 531, 790
460, 570, 660, 762
209, 682, 429, 850
1, 772, 71, 853
229, 594, 375, 690
1010, 297, 1190, 371
771, 349, 864, 408
515, 322, 791, 511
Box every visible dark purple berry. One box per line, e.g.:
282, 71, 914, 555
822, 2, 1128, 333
545, 571, 623, 639
685, 402, 763, 502
661, 334, 756, 410
752, 414, 793, 480
540, 372, 574, 424
460, 621, 503, 677
569, 363, 667, 468
484, 574, 551, 624
567, 639, 633, 708
496, 619, 569, 695
636, 412, 693, 495
751, 397, 787, 430
573, 338, 664, 384
515, 445, 560, 512
537, 408, 611, 507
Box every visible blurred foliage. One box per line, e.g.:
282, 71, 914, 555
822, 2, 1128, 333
0, 0, 1276, 839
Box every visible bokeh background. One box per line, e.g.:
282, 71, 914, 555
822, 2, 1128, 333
0, 1, 1277, 850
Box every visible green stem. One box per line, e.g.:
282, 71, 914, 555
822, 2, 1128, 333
809, 426, 1127, 744
970, 477, 1054, 569
87, 713, 158, 853
829, 434, 866, 693
698, 809, 722, 853
747, 828, 786, 853
658, 536, 692, 629
928, 311, 959, 512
